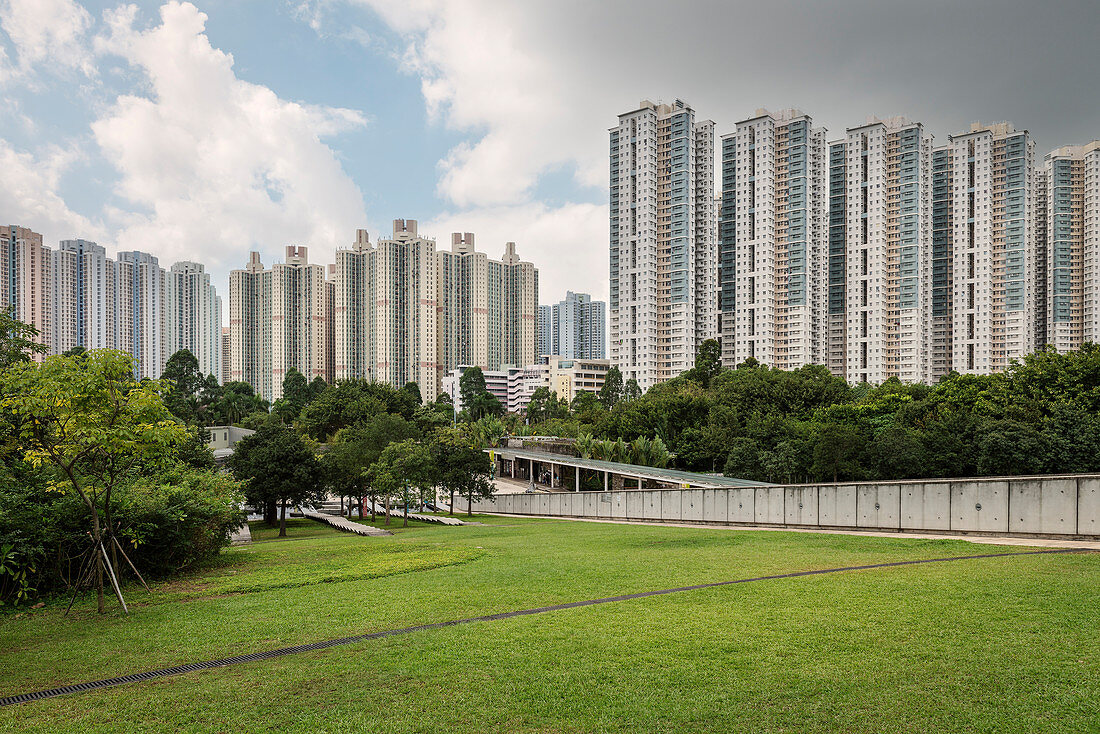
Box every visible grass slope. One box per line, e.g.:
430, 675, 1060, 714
1, 516, 1096, 733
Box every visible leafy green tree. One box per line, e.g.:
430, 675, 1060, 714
689, 338, 723, 388
279, 368, 310, 418
623, 378, 642, 401
402, 381, 422, 407
334, 414, 419, 519
598, 366, 624, 409
368, 439, 434, 527
209, 381, 268, 426
526, 386, 568, 423
811, 423, 861, 483
308, 376, 328, 403
430, 428, 494, 516
976, 419, 1048, 476
0, 307, 45, 368
227, 422, 324, 537
161, 350, 205, 424
0, 350, 187, 613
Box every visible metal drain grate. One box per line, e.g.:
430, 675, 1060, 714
1, 548, 1087, 707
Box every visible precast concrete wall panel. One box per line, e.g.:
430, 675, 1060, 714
642, 491, 661, 520
702, 489, 728, 524
784, 487, 818, 526
1010, 479, 1076, 535
819, 485, 857, 527
951, 481, 1009, 533
626, 491, 644, 520
901, 483, 950, 531
683, 490, 704, 522
661, 490, 682, 521
582, 492, 598, 517
1079, 478, 1100, 535
729, 488, 755, 523
857, 485, 901, 529
755, 487, 785, 525
548, 493, 562, 516
536, 494, 550, 515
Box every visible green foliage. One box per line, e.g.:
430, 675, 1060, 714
519, 346, 1100, 483
298, 379, 416, 440
0, 307, 46, 369
368, 440, 435, 526
429, 428, 493, 516
227, 422, 324, 536
598, 366, 624, 408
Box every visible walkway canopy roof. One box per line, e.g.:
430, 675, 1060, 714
487, 448, 772, 489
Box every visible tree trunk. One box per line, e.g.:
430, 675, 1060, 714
279, 499, 287, 537
384, 494, 391, 525
467, 492, 473, 517
358, 492, 365, 520
403, 503, 409, 528
370, 493, 376, 522
265, 498, 277, 526
91, 508, 105, 613
449, 488, 455, 516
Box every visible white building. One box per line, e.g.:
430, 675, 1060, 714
610, 99, 717, 391
947, 122, 1038, 375
838, 117, 934, 383
1043, 141, 1100, 352
721, 109, 828, 369
542, 291, 607, 360
167, 261, 222, 379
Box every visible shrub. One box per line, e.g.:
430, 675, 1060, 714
0, 466, 244, 605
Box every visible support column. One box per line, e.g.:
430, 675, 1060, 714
604, 471, 609, 492
575, 466, 580, 492
638, 477, 643, 490
529, 459, 535, 490
511, 459, 515, 479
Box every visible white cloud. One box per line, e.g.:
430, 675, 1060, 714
0, 139, 103, 239
91, 1, 369, 272
354, 0, 606, 210
0, 0, 95, 83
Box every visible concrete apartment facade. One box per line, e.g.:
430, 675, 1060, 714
1044, 141, 1100, 352
542, 291, 607, 360
610, 99, 717, 392
947, 123, 1038, 375
331, 221, 539, 400
721, 109, 828, 370
167, 261, 222, 379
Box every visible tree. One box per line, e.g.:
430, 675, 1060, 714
333, 414, 419, 520
431, 428, 494, 515
0, 350, 188, 613
0, 307, 46, 369
598, 366, 624, 409
811, 423, 861, 483
280, 368, 310, 419
402, 381, 422, 407
308, 376, 328, 403
690, 339, 723, 388
209, 381, 268, 426
526, 387, 567, 423
623, 378, 642, 402
228, 423, 324, 537
368, 440, 435, 527
162, 349, 204, 423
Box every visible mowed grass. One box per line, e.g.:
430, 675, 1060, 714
0, 515, 1097, 733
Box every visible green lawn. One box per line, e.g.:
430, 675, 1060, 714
1, 516, 1097, 733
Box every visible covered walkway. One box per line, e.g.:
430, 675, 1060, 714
488, 448, 771, 493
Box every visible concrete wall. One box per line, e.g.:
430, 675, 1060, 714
475, 474, 1100, 539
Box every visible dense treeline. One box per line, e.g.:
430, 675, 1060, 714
519, 340, 1100, 484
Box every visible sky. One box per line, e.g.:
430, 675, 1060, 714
2, 0, 1099, 314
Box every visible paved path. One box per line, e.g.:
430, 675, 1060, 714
480, 513, 1100, 550
229, 523, 252, 545
2, 547, 1087, 708
302, 509, 392, 537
